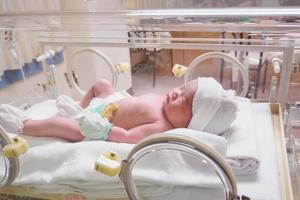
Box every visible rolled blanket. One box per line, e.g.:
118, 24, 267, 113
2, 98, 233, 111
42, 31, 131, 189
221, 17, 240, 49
225, 156, 260, 175
188, 77, 238, 135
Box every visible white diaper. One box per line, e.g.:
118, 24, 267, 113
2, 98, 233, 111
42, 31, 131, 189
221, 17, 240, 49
74, 90, 131, 140
74, 111, 112, 140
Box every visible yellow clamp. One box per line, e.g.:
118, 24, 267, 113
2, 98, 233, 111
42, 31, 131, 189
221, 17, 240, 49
116, 63, 130, 74
95, 151, 121, 177
3, 136, 29, 158
101, 102, 119, 121
172, 64, 188, 77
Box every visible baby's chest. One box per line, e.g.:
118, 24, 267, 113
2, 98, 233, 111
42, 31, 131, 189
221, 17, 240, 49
113, 101, 162, 126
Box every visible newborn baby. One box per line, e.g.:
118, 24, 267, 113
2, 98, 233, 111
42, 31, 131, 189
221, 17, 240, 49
0, 78, 237, 144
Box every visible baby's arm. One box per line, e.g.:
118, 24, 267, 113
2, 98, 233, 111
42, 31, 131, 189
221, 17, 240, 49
107, 121, 170, 144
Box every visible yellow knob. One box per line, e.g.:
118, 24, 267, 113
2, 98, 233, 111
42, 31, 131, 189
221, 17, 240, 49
94, 151, 121, 177
172, 64, 188, 77
3, 136, 29, 158
116, 63, 130, 73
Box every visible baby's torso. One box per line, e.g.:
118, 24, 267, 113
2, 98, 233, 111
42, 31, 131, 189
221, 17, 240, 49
111, 94, 168, 130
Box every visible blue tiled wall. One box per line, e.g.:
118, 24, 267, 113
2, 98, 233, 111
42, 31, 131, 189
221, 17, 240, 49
0, 50, 64, 89
23, 60, 43, 77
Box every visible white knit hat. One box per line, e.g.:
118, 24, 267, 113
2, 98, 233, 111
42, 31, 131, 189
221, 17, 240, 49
188, 77, 238, 135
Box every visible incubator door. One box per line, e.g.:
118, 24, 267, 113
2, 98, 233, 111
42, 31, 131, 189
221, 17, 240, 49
0, 126, 19, 186
120, 133, 239, 200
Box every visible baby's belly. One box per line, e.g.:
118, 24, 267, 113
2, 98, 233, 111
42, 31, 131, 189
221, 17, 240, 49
111, 111, 143, 130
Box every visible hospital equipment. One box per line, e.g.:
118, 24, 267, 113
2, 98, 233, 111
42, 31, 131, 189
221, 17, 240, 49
0, 1, 300, 199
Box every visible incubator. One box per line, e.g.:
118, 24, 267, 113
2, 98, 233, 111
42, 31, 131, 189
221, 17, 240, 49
0, 0, 300, 199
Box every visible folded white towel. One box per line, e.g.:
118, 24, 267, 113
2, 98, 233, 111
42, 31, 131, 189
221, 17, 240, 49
224, 97, 260, 175
226, 156, 260, 175
188, 77, 238, 135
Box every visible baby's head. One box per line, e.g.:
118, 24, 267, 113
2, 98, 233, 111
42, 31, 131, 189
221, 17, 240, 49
163, 77, 238, 135
162, 79, 198, 128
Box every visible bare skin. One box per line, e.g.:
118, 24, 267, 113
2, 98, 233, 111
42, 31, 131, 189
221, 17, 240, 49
23, 79, 197, 144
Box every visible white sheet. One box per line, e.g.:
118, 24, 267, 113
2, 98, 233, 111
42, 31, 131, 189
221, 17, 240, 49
26, 99, 58, 120
4, 129, 227, 199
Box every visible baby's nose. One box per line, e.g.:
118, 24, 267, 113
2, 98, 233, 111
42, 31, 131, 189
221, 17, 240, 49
170, 91, 178, 100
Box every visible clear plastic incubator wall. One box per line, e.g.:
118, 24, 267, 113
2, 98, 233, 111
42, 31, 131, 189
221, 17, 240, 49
0, 0, 300, 200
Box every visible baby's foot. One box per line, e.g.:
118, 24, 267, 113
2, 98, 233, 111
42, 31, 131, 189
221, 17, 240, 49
0, 104, 28, 134
56, 95, 83, 118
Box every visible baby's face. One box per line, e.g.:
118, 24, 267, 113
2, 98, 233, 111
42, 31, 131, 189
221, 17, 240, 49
163, 80, 197, 128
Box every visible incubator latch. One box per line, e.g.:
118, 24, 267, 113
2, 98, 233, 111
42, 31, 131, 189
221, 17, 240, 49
115, 62, 130, 74
3, 136, 29, 158
94, 151, 122, 177
172, 64, 188, 77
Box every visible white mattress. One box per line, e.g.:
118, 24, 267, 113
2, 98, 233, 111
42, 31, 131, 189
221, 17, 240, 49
1, 99, 284, 200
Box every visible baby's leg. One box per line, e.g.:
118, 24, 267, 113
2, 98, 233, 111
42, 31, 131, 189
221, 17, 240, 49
23, 117, 84, 142
80, 79, 113, 108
